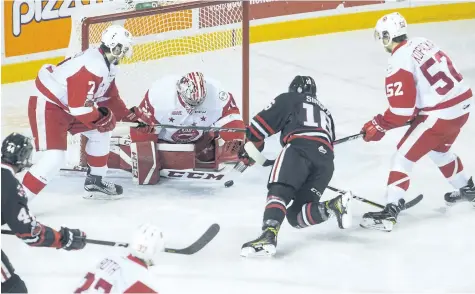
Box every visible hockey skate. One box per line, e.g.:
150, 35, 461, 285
241, 220, 279, 257
444, 177, 475, 207
360, 199, 405, 232
84, 171, 123, 200
325, 191, 353, 229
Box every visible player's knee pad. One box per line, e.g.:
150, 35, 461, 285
285, 203, 301, 228
428, 150, 457, 167
131, 141, 161, 185
28, 150, 66, 179
390, 151, 415, 175
23, 150, 66, 199
1, 273, 28, 293
267, 183, 295, 204
83, 129, 112, 156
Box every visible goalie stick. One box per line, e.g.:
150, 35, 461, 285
1, 223, 220, 255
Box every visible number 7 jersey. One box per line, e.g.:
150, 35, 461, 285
383, 37, 473, 126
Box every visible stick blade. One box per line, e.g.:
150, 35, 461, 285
404, 194, 424, 210
164, 223, 220, 255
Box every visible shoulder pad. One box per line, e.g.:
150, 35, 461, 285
82, 48, 110, 78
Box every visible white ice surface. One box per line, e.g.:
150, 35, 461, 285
1, 20, 475, 293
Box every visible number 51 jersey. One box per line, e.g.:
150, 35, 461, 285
247, 92, 336, 153
382, 37, 473, 127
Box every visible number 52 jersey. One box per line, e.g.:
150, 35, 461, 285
382, 37, 473, 127
247, 92, 336, 153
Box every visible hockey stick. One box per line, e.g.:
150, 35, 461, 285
326, 185, 424, 210
148, 123, 247, 133
1, 223, 220, 255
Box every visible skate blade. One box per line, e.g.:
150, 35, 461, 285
83, 191, 124, 200
360, 218, 393, 232
240, 244, 276, 257
340, 192, 353, 229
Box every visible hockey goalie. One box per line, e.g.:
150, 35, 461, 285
107, 72, 245, 185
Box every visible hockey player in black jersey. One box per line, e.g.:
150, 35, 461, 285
239, 76, 353, 257
1, 133, 87, 293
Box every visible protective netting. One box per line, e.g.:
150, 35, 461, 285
69, 1, 244, 62
67, 1, 246, 168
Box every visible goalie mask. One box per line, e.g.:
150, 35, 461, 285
101, 25, 133, 63
177, 72, 207, 107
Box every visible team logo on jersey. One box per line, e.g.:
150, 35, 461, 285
17, 184, 26, 198
171, 129, 200, 143
219, 91, 229, 101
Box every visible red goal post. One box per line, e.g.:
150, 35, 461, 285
71, 0, 250, 168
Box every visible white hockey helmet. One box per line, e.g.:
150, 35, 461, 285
129, 224, 165, 266
101, 25, 133, 60
374, 12, 408, 48
176, 72, 207, 107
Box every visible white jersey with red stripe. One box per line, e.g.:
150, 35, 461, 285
382, 37, 473, 126
35, 47, 120, 128
139, 75, 243, 143
74, 254, 158, 293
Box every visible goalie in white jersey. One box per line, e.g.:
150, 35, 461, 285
75, 224, 164, 293
108, 72, 245, 185
360, 12, 475, 231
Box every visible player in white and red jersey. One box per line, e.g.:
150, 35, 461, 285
108, 72, 245, 184
75, 224, 164, 293
23, 25, 154, 200
360, 12, 475, 231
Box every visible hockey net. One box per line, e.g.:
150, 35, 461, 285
66, 0, 250, 168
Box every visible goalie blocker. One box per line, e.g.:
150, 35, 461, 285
107, 127, 242, 185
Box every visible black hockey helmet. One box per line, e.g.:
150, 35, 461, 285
289, 75, 317, 96
1, 133, 33, 172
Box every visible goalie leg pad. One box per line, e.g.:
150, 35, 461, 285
130, 141, 161, 185
107, 136, 132, 171
130, 126, 158, 143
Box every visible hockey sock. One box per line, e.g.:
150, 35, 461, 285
296, 202, 329, 228
439, 156, 468, 189
262, 195, 288, 229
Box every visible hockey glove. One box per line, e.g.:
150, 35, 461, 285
93, 107, 116, 133
124, 107, 156, 125
58, 227, 86, 251
362, 114, 394, 142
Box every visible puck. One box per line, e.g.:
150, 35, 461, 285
224, 180, 234, 188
